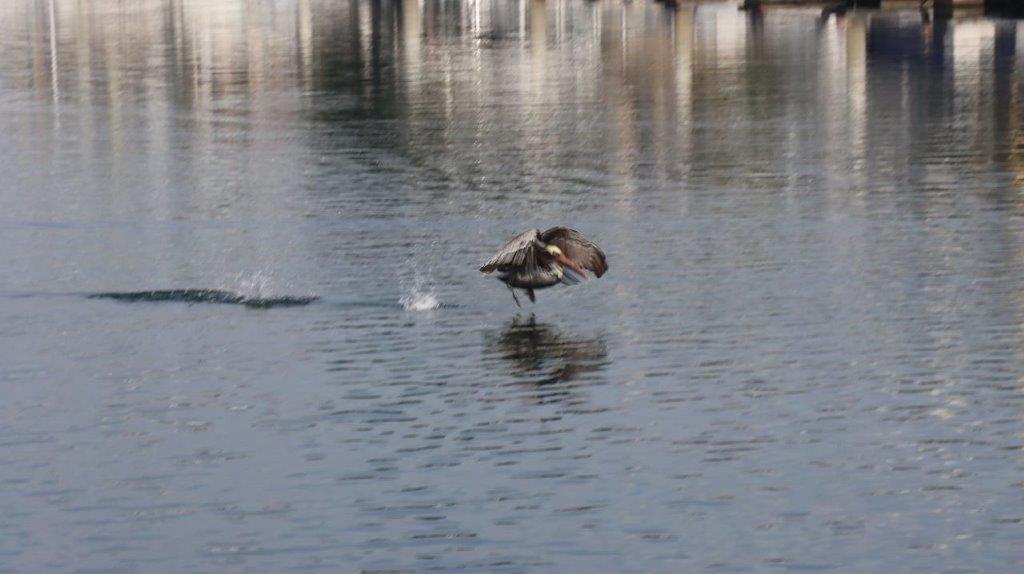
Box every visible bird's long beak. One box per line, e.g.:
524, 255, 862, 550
555, 253, 587, 279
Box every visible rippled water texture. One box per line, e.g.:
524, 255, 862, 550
2, 1, 1024, 572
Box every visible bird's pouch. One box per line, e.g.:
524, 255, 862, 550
560, 267, 585, 285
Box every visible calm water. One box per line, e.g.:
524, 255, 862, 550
2, 1, 1024, 572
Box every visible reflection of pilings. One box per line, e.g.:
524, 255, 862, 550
47, 0, 59, 119
529, 0, 546, 104
297, 0, 313, 90
993, 23, 1016, 101
605, 1, 638, 198
993, 21, 1016, 74
674, 4, 694, 106
993, 23, 1019, 185
933, 0, 984, 19
987, 0, 1024, 17
846, 12, 867, 171
530, 0, 546, 55
401, 0, 422, 68
673, 3, 694, 168
746, 0, 764, 47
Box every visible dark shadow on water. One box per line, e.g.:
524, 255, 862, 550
89, 290, 318, 308
484, 316, 609, 401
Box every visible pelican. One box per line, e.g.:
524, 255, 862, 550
480, 227, 608, 307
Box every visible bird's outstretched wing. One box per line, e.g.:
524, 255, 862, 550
540, 227, 608, 278
480, 228, 542, 273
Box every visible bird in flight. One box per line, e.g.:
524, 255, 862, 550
480, 227, 608, 307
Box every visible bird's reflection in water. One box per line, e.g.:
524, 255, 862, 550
484, 315, 609, 405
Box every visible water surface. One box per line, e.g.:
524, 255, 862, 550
2, 1, 1024, 572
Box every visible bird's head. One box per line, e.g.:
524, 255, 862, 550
545, 244, 586, 278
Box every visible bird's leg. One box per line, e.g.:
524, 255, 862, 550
507, 284, 521, 308
526, 288, 535, 303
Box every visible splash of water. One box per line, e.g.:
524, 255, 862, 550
400, 291, 440, 311
399, 273, 441, 311
399, 258, 442, 311
232, 270, 275, 300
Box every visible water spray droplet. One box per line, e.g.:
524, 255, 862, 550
400, 292, 440, 311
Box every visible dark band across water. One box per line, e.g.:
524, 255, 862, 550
89, 289, 318, 308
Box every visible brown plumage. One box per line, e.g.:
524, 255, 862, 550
480, 227, 608, 307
